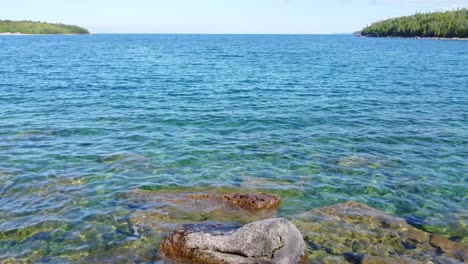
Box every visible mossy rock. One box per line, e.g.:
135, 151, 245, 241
291, 201, 467, 263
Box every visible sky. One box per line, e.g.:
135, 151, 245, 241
1, 0, 467, 34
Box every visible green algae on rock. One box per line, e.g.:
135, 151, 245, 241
421, 210, 468, 244
291, 201, 467, 263
81, 237, 157, 264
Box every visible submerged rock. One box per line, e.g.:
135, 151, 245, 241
81, 237, 156, 264
123, 190, 466, 263
126, 189, 281, 212
221, 193, 281, 211
421, 210, 468, 244
125, 188, 282, 257
337, 154, 398, 169
160, 218, 306, 264
292, 201, 467, 263
126, 189, 281, 236
99, 152, 148, 164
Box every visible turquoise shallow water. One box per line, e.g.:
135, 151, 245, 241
0, 35, 467, 261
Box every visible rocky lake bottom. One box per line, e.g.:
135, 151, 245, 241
0, 34, 467, 263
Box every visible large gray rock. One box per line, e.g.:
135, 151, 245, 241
160, 218, 306, 264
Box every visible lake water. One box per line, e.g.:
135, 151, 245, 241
0, 35, 467, 262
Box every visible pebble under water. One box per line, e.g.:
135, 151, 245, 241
0, 35, 467, 262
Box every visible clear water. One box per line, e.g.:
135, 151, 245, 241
0, 35, 467, 261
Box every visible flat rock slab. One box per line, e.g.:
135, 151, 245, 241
292, 201, 467, 264
126, 189, 281, 212
160, 218, 306, 264
125, 189, 281, 244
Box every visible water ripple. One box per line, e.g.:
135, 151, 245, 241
0, 35, 467, 261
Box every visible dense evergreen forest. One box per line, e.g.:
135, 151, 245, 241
0, 20, 89, 34
360, 9, 468, 38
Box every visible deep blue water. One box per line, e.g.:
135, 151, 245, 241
0, 35, 467, 262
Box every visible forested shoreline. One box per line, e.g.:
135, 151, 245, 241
359, 9, 468, 38
0, 20, 89, 34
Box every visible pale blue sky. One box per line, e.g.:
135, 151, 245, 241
1, 0, 467, 33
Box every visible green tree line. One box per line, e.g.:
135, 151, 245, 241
361, 9, 468, 38
0, 20, 89, 34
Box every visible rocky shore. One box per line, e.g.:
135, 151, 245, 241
1, 189, 466, 263
110, 189, 467, 263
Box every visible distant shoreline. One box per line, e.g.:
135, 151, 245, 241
0, 32, 87, 36
354, 34, 468, 41
0, 20, 89, 34
357, 9, 468, 40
